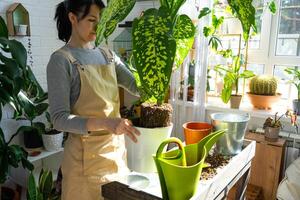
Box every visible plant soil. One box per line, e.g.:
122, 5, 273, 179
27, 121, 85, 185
140, 102, 173, 128
45, 129, 60, 135
201, 154, 231, 180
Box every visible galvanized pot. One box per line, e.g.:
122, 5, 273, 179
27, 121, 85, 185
211, 113, 250, 155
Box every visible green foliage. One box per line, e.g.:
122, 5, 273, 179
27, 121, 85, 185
27, 169, 59, 200
0, 128, 34, 184
285, 67, 300, 100
268, 0, 277, 14
132, 7, 176, 104
249, 75, 278, 95
214, 56, 255, 103
263, 112, 285, 129
198, 7, 211, 19
0, 16, 47, 120
95, 0, 136, 45
0, 16, 50, 184
202, 11, 224, 50
227, 0, 256, 41
131, 0, 196, 105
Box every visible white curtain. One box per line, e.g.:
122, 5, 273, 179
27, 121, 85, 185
169, 0, 211, 140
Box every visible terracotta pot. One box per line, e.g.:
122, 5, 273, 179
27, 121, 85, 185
230, 95, 242, 109
264, 127, 280, 142
247, 92, 281, 110
183, 122, 212, 145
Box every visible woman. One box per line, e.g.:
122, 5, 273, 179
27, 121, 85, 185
47, 0, 140, 199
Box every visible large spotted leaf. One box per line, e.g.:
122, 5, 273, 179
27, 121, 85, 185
160, 0, 186, 19
173, 14, 196, 69
132, 7, 176, 104
95, 0, 136, 45
228, 0, 256, 41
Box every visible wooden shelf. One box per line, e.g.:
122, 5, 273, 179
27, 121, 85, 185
6, 3, 31, 36
28, 148, 64, 162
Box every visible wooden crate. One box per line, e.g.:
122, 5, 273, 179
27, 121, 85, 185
227, 184, 263, 200
245, 133, 286, 200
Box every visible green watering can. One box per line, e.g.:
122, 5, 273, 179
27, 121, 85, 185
153, 130, 225, 200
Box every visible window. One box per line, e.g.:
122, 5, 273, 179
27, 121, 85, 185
205, 0, 300, 107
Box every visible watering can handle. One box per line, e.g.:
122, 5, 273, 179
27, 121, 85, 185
156, 137, 187, 166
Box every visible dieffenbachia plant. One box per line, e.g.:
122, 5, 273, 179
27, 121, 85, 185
131, 0, 196, 105
95, 0, 136, 45
202, 0, 277, 46
227, 0, 256, 41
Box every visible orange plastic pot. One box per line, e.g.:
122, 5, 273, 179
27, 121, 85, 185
183, 122, 213, 145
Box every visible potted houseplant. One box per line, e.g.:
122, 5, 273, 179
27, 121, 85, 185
0, 16, 48, 150
15, 100, 48, 150
97, 0, 197, 172
0, 16, 48, 196
214, 56, 255, 108
247, 75, 281, 110
122, 0, 197, 173
0, 128, 34, 196
27, 169, 59, 200
284, 67, 300, 115
263, 112, 284, 142
41, 112, 63, 152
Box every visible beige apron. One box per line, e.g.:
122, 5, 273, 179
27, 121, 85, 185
58, 47, 129, 200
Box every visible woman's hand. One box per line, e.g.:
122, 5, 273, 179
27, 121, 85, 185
87, 118, 140, 142
105, 118, 140, 143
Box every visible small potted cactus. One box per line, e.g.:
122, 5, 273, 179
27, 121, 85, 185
247, 75, 281, 109
263, 112, 284, 142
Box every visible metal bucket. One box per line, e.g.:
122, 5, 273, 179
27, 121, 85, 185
210, 113, 250, 155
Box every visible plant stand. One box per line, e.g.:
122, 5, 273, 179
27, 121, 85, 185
102, 140, 256, 200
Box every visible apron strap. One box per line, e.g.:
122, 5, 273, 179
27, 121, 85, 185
99, 47, 114, 63
57, 48, 78, 64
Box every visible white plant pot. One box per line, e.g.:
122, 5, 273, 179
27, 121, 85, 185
125, 123, 173, 173
14, 24, 27, 36
42, 132, 63, 151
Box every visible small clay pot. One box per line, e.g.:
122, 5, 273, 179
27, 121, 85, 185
264, 127, 280, 142
183, 122, 212, 145
230, 95, 242, 109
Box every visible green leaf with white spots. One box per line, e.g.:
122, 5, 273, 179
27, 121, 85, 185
173, 15, 195, 69
132, 7, 176, 104
95, 0, 136, 45
227, 0, 256, 41
160, 0, 186, 19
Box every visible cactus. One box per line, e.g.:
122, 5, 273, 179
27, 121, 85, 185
249, 75, 278, 95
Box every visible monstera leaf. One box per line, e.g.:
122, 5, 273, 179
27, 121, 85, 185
95, 0, 136, 45
173, 14, 196, 69
132, 7, 176, 104
227, 0, 256, 41
0, 16, 8, 39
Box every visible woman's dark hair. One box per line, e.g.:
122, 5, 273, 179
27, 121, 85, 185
55, 0, 105, 42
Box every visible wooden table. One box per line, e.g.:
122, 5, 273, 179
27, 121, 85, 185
102, 140, 256, 200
